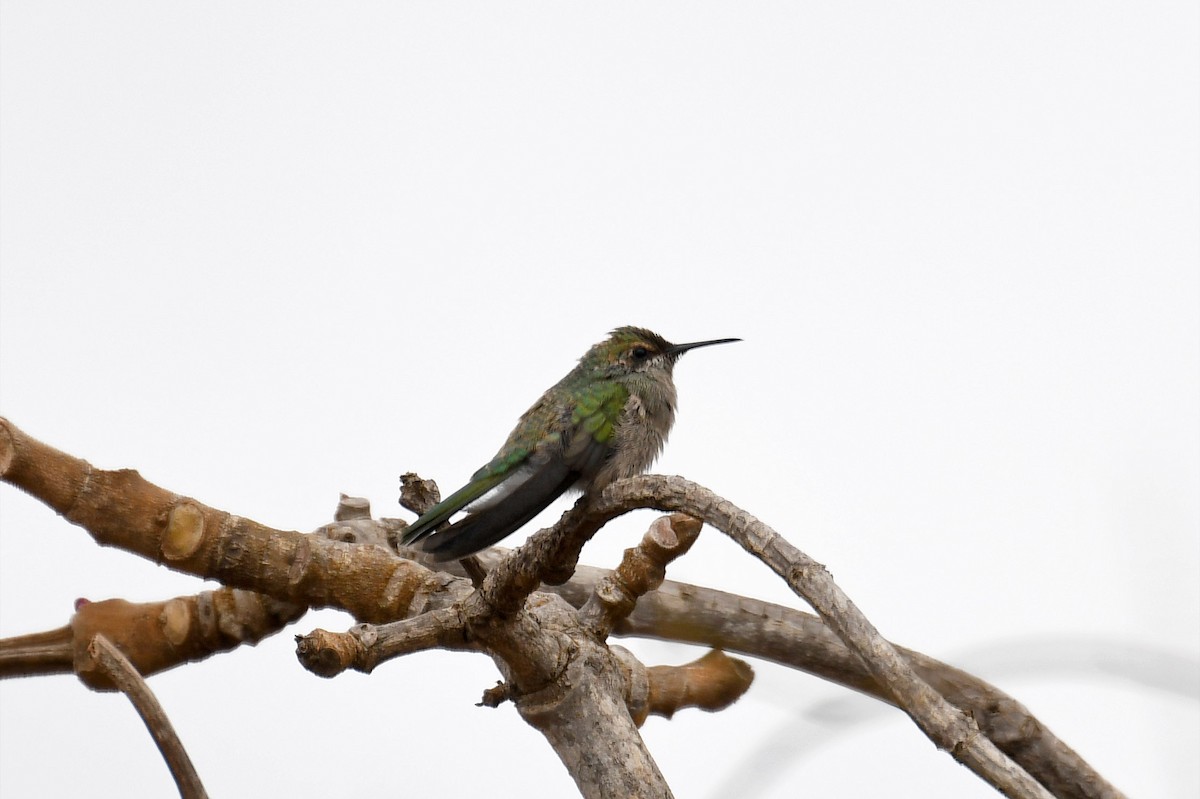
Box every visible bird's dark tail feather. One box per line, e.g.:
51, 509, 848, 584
420, 461, 576, 561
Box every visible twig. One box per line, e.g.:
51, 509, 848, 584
296, 607, 471, 677
87, 634, 208, 799
0, 625, 74, 679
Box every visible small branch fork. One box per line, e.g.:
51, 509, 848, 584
299, 515, 740, 721
295, 513, 742, 798
0, 418, 1126, 799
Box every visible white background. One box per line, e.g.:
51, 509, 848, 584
2, 3, 1197, 797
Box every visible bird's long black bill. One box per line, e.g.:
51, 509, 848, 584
668, 337, 741, 356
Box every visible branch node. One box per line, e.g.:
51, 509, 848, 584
610, 645, 650, 726
162, 503, 206, 561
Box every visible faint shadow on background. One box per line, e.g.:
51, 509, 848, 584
709, 636, 1200, 799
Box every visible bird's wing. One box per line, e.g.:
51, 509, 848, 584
399, 389, 567, 548
561, 378, 627, 474
405, 381, 629, 561
416, 455, 576, 560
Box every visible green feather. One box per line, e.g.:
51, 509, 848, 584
571, 381, 627, 445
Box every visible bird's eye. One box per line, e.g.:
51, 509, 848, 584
631, 346, 649, 360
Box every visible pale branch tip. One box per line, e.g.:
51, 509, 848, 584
335, 494, 372, 521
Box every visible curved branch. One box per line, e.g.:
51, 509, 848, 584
585, 476, 1055, 799
567, 576, 1124, 799
88, 634, 208, 799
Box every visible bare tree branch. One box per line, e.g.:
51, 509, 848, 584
0, 418, 1127, 798
87, 634, 208, 799
2, 589, 304, 685
575, 576, 1126, 799
0, 417, 437, 623
296, 513, 721, 798
587, 476, 1058, 799
296, 607, 472, 677
0, 624, 74, 678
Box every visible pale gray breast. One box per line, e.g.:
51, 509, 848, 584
596, 384, 677, 487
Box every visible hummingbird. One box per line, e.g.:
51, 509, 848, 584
400, 326, 739, 561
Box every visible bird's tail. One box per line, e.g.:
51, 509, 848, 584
420, 461, 575, 561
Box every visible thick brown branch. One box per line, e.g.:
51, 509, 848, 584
88, 634, 208, 799
519, 635, 673, 798
2, 590, 305, 687
80, 590, 304, 688
646, 649, 754, 721
307, 550, 676, 797
0, 418, 434, 623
